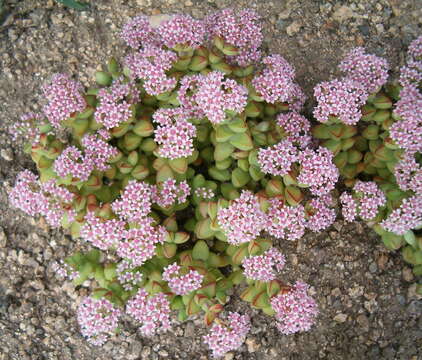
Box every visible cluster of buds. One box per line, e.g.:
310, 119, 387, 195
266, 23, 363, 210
11, 9, 422, 359
313, 38, 422, 280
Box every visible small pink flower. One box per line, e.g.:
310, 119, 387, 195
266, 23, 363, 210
381, 194, 422, 235
162, 263, 203, 295
353, 181, 386, 221
195, 71, 248, 124
340, 192, 357, 222
305, 195, 336, 232
111, 180, 154, 222
339, 47, 389, 93
54, 146, 94, 182
77, 297, 122, 346
271, 281, 318, 335
120, 15, 161, 49
9, 112, 44, 145
126, 288, 171, 337
81, 132, 118, 171
276, 111, 312, 148
153, 108, 197, 160
95, 79, 139, 129
81, 212, 126, 250
266, 198, 306, 241
217, 190, 267, 245
124, 45, 177, 95
117, 218, 166, 266
394, 152, 422, 195
258, 139, 299, 176
242, 247, 286, 282
313, 78, 368, 125
195, 187, 215, 200
252, 54, 305, 108
158, 15, 206, 49
116, 260, 143, 292
297, 147, 339, 196
203, 312, 251, 358
206, 8, 263, 66
177, 74, 206, 118
42, 73, 86, 129
152, 179, 191, 208
51, 260, 78, 281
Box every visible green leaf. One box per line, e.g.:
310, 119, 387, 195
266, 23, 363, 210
193, 240, 210, 261
56, 0, 89, 11
229, 133, 254, 151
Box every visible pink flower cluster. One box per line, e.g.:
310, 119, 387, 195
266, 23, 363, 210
399, 36, 422, 87
117, 218, 166, 266
42, 73, 86, 129
266, 198, 306, 241
153, 179, 191, 208
313, 78, 368, 125
305, 195, 336, 232
158, 15, 206, 49
339, 47, 389, 94
297, 147, 339, 196
162, 263, 203, 295
271, 281, 318, 335
9, 171, 75, 228
81, 212, 126, 250
81, 132, 118, 171
116, 260, 143, 291
381, 195, 422, 235
126, 288, 171, 337
195, 71, 248, 124
177, 74, 206, 118
242, 247, 286, 282
203, 312, 251, 358
217, 190, 267, 245
125, 46, 177, 95
120, 15, 160, 49
195, 187, 215, 199
253, 55, 305, 109
276, 111, 312, 148
153, 108, 197, 159
95, 79, 139, 129
258, 139, 298, 176
9, 112, 43, 145
206, 8, 263, 66
340, 181, 386, 222
394, 152, 422, 195
389, 84, 422, 154
51, 260, 78, 281
54, 146, 94, 182
111, 180, 153, 222
77, 297, 122, 346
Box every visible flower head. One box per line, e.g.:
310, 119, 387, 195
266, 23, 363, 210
162, 263, 203, 295
125, 46, 177, 95
206, 8, 263, 66
81, 212, 126, 250
77, 297, 122, 346
42, 74, 86, 129
305, 195, 336, 232
81, 132, 118, 171
313, 78, 368, 125
353, 181, 386, 221
54, 146, 94, 182
9, 112, 44, 145
258, 139, 299, 176
195, 187, 215, 200
158, 15, 206, 49
126, 288, 171, 337
196, 71, 248, 124
153, 108, 197, 160
217, 190, 267, 245
111, 180, 153, 222
203, 312, 251, 358
381, 194, 422, 235
152, 179, 191, 208
297, 147, 339, 196
276, 111, 312, 148
95, 79, 139, 129
266, 198, 306, 241
394, 152, 422, 195
340, 192, 357, 222
242, 247, 286, 282
339, 47, 389, 93
120, 15, 160, 49
271, 281, 318, 335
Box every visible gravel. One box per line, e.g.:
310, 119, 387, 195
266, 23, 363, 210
0, 0, 421, 359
